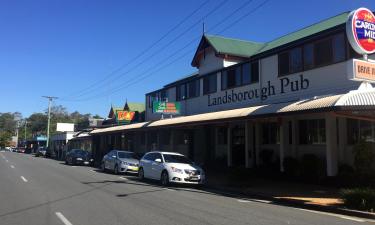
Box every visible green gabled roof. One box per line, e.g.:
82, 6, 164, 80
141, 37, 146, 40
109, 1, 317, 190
192, 12, 350, 67
124, 102, 145, 112
205, 35, 265, 58
258, 12, 349, 53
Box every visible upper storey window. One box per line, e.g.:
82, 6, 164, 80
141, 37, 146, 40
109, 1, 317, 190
278, 33, 350, 76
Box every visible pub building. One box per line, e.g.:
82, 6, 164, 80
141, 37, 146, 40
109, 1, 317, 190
90, 8, 375, 176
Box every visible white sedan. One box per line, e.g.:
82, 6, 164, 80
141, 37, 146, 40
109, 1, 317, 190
138, 151, 205, 186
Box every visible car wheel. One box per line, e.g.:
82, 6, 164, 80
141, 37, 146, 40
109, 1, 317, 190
138, 167, 144, 180
101, 162, 106, 172
65, 159, 68, 165
114, 164, 119, 175
161, 171, 169, 186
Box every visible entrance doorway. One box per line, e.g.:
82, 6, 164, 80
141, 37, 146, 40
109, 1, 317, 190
231, 125, 245, 167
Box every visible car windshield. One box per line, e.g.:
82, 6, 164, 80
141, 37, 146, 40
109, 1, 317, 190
117, 152, 138, 159
75, 150, 88, 156
163, 154, 192, 164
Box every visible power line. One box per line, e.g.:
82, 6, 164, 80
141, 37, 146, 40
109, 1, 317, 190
61, 0, 228, 101
61, 0, 211, 99
60, 0, 271, 102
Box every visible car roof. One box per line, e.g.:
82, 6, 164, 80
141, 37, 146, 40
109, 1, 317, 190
113, 150, 133, 153
146, 151, 184, 156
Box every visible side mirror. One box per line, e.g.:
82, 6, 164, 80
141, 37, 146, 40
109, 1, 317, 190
155, 158, 162, 163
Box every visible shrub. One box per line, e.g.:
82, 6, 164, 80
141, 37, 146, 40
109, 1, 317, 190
283, 157, 300, 177
341, 188, 375, 212
353, 141, 375, 177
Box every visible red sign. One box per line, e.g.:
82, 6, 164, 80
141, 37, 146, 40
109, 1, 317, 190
346, 8, 375, 55
116, 111, 135, 122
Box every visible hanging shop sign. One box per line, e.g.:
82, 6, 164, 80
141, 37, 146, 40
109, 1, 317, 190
116, 111, 135, 124
153, 101, 181, 114
346, 7, 375, 55
348, 59, 375, 82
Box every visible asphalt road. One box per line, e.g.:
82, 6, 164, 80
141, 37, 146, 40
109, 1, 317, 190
0, 151, 373, 225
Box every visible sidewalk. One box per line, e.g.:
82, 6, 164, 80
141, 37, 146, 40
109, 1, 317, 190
204, 171, 375, 220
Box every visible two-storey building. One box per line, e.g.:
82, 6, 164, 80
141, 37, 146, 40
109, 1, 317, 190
91, 10, 375, 176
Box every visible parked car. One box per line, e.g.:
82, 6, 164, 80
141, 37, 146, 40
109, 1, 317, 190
65, 149, 93, 166
138, 151, 205, 186
17, 147, 26, 153
101, 150, 140, 174
35, 147, 47, 157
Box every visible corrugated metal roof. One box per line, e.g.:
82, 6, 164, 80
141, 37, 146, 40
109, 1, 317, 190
335, 90, 375, 106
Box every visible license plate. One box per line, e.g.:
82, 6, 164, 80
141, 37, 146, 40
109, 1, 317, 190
84, 161, 89, 165
128, 166, 139, 171
190, 176, 199, 180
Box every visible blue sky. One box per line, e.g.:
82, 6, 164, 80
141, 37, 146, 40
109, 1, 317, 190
0, 0, 373, 118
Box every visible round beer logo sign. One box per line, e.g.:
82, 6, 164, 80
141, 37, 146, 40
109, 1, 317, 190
346, 8, 375, 55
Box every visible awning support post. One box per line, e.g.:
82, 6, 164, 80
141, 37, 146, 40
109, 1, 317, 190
325, 113, 338, 176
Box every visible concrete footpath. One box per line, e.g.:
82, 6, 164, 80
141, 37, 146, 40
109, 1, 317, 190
205, 172, 375, 220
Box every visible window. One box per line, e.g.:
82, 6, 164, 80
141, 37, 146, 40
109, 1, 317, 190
303, 43, 314, 70
299, 119, 326, 144
314, 38, 332, 66
347, 119, 375, 145
148, 93, 156, 108
242, 63, 251, 84
333, 33, 345, 63
203, 73, 217, 95
187, 79, 200, 98
279, 52, 290, 75
222, 66, 241, 89
160, 90, 168, 101
290, 47, 303, 73
217, 127, 227, 145
279, 47, 302, 76
279, 32, 349, 76
176, 84, 186, 101
262, 122, 279, 144
250, 61, 259, 83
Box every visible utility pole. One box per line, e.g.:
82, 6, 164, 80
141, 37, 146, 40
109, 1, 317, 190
24, 120, 27, 148
42, 96, 58, 148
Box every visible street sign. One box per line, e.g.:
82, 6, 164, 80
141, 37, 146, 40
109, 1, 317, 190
153, 101, 181, 114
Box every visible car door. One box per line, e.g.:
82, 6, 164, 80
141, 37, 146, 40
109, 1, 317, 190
151, 153, 164, 179
142, 153, 155, 179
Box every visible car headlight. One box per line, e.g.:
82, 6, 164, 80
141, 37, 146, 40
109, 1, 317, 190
171, 167, 183, 174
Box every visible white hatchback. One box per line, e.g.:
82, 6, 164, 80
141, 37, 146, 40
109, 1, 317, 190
138, 151, 205, 186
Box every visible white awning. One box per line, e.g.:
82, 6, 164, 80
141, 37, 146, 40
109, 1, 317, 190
90, 89, 375, 135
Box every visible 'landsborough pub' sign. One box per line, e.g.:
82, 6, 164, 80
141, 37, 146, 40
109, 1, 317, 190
208, 75, 309, 106
346, 7, 375, 55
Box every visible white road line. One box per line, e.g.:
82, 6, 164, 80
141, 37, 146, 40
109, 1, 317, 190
20, 176, 28, 182
295, 208, 367, 223
55, 212, 73, 225
5, 159, 8, 162
237, 199, 251, 203
119, 176, 128, 180
10, 165, 15, 169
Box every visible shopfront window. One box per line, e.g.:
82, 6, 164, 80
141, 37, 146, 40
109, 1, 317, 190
217, 127, 228, 145
262, 122, 279, 144
333, 33, 345, 63
347, 119, 375, 145
299, 119, 326, 144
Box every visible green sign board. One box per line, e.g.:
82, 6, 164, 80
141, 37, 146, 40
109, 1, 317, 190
153, 101, 181, 114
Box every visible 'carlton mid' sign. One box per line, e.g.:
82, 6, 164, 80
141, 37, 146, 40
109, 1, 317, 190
346, 7, 375, 55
